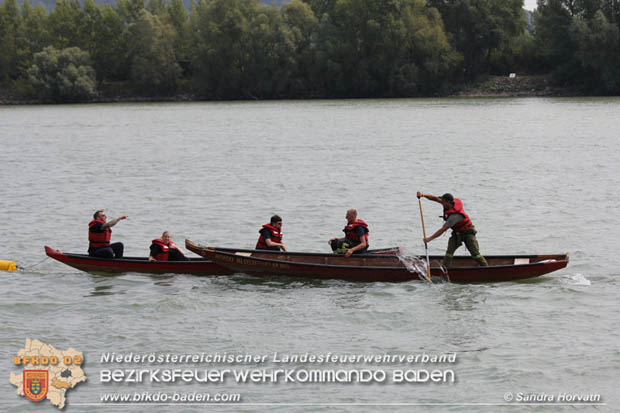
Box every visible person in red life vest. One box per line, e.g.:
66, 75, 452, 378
149, 231, 189, 261
328, 208, 369, 257
256, 215, 287, 251
417, 192, 488, 267
88, 210, 127, 258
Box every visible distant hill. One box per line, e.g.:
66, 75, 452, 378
16, 0, 536, 35
19, 0, 290, 12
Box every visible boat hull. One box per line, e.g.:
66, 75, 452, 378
45, 245, 569, 283
44, 246, 232, 275
210, 250, 569, 283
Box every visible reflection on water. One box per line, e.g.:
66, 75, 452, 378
85, 272, 177, 296
333, 289, 371, 310
227, 273, 328, 289
86, 285, 116, 297
440, 285, 486, 312
439, 286, 490, 349
147, 274, 175, 287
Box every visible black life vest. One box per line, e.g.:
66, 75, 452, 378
256, 224, 283, 250
343, 219, 369, 247
443, 198, 473, 232
151, 238, 170, 261
88, 219, 111, 249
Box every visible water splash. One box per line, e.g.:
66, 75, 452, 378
397, 254, 436, 283
397, 254, 426, 277
568, 273, 591, 286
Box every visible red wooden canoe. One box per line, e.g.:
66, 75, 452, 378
44, 246, 232, 275
208, 250, 570, 283
185, 239, 401, 260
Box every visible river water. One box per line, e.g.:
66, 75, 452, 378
1, 98, 619, 411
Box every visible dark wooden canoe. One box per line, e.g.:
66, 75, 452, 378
185, 239, 401, 260
208, 250, 570, 283
44, 246, 232, 275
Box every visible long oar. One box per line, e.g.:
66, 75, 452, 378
418, 197, 432, 281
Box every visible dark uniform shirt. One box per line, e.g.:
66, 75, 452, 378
150, 243, 164, 258
354, 225, 367, 242
445, 213, 465, 229
347, 225, 368, 247
259, 228, 281, 251
259, 228, 274, 241
150, 242, 187, 261
89, 221, 105, 232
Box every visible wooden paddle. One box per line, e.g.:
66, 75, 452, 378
418, 196, 432, 281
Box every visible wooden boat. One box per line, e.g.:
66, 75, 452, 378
207, 249, 570, 283
185, 239, 401, 260
44, 246, 232, 275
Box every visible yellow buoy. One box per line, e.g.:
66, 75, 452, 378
0, 260, 17, 271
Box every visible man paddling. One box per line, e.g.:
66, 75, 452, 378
88, 210, 127, 258
416, 192, 488, 267
256, 215, 287, 251
328, 208, 369, 257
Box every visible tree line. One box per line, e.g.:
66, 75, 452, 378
1, 0, 619, 102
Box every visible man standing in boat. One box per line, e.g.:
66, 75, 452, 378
417, 192, 488, 267
329, 208, 369, 257
88, 210, 127, 258
256, 215, 287, 251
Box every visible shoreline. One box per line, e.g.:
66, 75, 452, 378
450, 75, 583, 98
0, 75, 592, 105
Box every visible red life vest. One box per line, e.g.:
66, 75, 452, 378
88, 219, 111, 249
343, 219, 369, 246
443, 198, 473, 232
256, 224, 283, 250
151, 238, 170, 261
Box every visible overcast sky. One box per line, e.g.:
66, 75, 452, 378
524, 0, 537, 10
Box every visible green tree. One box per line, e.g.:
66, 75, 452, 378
0, 0, 21, 82
398, 0, 461, 93
313, 0, 458, 96
46, 0, 86, 49
570, 10, 620, 92
15, 0, 50, 76
489, 27, 541, 74
27, 46, 97, 102
302, 0, 338, 18
282, 0, 319, 95
82, 0, 127, 81
535, 0, 620, 91
192, 0, 259, 98
429, 0, 525, 78
148, 0, 167, 16
126, 9, 182, 93
244, 5, 295, 97
535, 0, 577, 81
601, 0, 620, 26
116, 0, 146, 24
167, 0, 192, 70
